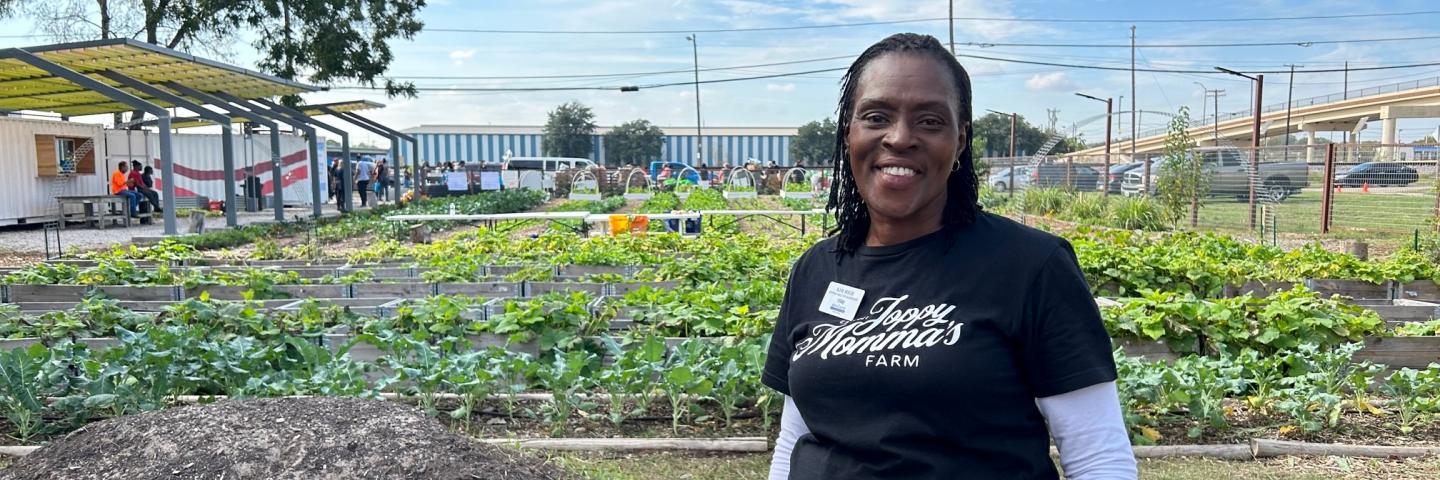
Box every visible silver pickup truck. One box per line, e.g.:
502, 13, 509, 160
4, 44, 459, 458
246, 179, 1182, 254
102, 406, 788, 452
1121, 147, 1310, 201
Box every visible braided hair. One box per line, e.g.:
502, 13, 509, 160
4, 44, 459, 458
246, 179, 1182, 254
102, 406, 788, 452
826, 33, 978, 254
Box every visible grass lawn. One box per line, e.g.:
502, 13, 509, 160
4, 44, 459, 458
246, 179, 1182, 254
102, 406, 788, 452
555, 452, 1440, 479
1192, 188, 1435, 238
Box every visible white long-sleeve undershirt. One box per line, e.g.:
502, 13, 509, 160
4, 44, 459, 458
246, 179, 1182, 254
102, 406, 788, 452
767, 381, 1137, 480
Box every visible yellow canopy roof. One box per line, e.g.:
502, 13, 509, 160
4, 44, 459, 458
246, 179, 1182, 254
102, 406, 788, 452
0, 39, 317, 117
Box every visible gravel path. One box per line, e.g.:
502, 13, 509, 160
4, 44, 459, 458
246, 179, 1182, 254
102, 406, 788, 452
0, 207, 347, 257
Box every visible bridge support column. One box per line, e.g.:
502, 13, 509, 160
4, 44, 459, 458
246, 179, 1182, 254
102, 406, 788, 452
1380, 117, 1399, 160
1305, 130, 1316, 163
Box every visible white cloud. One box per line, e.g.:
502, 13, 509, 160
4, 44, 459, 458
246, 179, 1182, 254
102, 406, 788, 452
766, 83, 796, 92
448, 49, 477, 66
1025, 72, 1074, 92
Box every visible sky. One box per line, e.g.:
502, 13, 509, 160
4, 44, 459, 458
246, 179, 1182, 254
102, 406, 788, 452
4, 0, 1440, 147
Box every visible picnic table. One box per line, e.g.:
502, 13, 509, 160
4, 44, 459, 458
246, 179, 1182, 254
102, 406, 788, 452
56, 195, 131, 229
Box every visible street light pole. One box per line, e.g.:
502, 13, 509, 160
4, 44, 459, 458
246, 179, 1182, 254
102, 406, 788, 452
1076, 93, 1112, 194
1217, 66, 1264, 230
686, 34, 703, 167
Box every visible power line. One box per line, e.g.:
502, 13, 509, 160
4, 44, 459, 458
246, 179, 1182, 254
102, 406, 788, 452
388, 55, 853, 80
328, 55, 1440, 93
962, 34, 1440, 49
425, 10, 1440, 35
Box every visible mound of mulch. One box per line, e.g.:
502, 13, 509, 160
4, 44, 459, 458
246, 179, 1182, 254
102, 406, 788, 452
1, 397, 573, 480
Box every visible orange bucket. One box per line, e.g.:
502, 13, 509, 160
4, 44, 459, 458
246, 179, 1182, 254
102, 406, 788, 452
630, 215, 650, 235
608, 214, 630, 235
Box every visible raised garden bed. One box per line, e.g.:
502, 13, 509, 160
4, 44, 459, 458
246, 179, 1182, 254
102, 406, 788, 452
1396, 280, 1440, 302
525, 281, 606, 297
351, 282, 434, 298
184, 283, 351, 300
435, 282, 522, 297
1304, 279, 1393, 300
1354, 299, 1440, 326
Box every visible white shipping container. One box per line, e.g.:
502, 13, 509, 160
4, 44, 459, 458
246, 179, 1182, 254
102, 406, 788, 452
104, 130, 326, 207
0, 116, 109, 226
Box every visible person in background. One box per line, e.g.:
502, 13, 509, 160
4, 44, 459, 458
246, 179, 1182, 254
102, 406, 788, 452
140, 166, 161, 212
129, 160, 159, 213
375, 158, 389, 203
355, 155, 375, 207
328, 158, 342, 205
110, 162, 141, 217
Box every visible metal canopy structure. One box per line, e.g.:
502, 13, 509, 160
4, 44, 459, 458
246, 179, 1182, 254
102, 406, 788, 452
0, 39, 319, 235
301, 100, 419, 203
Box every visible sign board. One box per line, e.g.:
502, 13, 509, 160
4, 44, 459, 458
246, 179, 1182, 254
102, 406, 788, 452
479, 171, 502, 191
445, 171, 469, 191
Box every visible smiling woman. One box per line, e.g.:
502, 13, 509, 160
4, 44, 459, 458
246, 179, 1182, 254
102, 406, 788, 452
763, 34, 1138, 480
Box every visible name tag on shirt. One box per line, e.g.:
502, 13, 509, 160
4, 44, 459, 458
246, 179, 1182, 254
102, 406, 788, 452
819, 282, 865, 321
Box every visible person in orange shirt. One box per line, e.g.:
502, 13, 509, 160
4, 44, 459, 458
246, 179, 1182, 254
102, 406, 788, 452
110, 162, 141, 217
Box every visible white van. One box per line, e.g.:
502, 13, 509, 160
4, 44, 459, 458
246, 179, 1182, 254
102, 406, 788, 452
501, 157, 597, 190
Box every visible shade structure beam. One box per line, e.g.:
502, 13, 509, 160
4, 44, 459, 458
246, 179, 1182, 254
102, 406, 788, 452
97, 70, 239, 228
319, 108, 414, 203
164, 83, 285, 222
0, 48, 179, 235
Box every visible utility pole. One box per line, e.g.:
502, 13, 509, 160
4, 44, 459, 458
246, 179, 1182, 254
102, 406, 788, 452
686, 34, 703, 166
988, 109, 1018, 200
1343, 61, 1349, 145
1283, 64, 1302, 161
1211, 89, 1224, 143
1132, 26, 1143, 191
948, 0, 955, 54
1076, 93, 1112, 194
1217, 66, 1263, 230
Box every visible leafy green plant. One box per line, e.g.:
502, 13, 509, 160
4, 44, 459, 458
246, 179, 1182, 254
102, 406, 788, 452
1018, 187, 1069, 216
1107, 196, 1170, 231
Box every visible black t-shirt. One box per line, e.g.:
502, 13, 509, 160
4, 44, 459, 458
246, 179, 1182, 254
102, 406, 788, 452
763, 211, 1116, 480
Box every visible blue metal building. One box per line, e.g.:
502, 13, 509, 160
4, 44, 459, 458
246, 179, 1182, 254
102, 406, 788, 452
399, 125, 801, 167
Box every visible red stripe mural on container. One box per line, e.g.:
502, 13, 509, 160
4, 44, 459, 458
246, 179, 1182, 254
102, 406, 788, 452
165, 165, 310, 197
167, 150, 309, 181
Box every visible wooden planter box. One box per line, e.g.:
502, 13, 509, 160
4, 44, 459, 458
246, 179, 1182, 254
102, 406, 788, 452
0, 337, 120, 351
92, 285, 179, 302
557, 265, 638, 277
1354, 299, 1440, 326
1112, 337, 1179, 361
185, 284, 351, 300
486, 265, 556, 278
525, 281, 606, 297
342, 266, 415, 278
6, 284, 90, 303
1224, 281, 1299, 298
609, 281, 682, 296
622, 192, 653, 201
779, 191, 813, 199
1355, 336, 1440, 369
722, 191, 757, 199
435, 282, 521, 298
1396, 281, 1440, 302
1305, 279, 1392, 300
350, 282, 433, 299
278, 297, 401, 317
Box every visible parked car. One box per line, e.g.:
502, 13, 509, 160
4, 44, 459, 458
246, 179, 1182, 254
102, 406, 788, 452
1334, 162, 1419, 187
1104, 162, 1144, 193
1122, 147, 1310, 201
1031, 162, 1102, 191
988, 166, 1033, 192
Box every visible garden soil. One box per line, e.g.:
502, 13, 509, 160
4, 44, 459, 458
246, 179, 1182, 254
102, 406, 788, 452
0, 397, 573, 480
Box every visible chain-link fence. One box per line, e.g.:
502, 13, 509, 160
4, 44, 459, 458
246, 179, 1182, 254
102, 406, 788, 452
981, 142, 1440, 240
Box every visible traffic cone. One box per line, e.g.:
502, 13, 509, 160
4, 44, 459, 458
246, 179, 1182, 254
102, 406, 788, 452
1336, 185, 1343, 193
1362, 182, 1370, 193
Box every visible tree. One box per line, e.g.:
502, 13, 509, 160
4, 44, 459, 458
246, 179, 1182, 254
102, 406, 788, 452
973, 112, 1047, 157
22, 0, 424, 98
789, 118, 836, 167
542, 101, 597, 159
603, 119, 664, 167
1155, 106, 1204, 227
